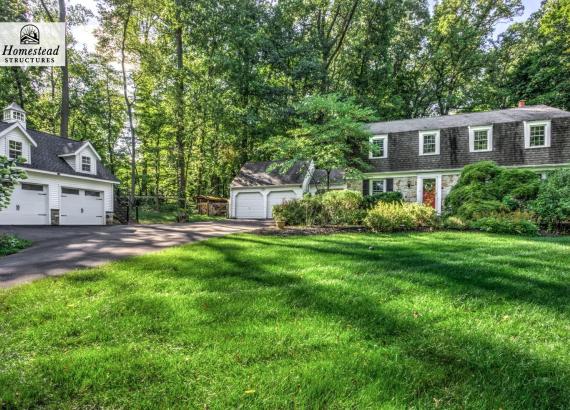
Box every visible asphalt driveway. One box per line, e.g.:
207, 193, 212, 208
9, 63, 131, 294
0, 220, 268, 288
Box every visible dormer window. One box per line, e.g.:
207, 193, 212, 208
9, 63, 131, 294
81, 156, 91, 172
419, 130, 440, 156
2, 102, 26, 128
12, 111, 24, 122
8, 140, 22, 159
524, 120, 551, 148
469, 125, 493, 152
369, 135, 388, 159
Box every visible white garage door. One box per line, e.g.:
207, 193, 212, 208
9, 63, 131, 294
60, 188, 104, 225
235, 192, 265, 219
267, 190, 297, 218
0, 183, 49, 225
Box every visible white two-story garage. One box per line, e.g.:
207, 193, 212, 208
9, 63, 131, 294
0, 102, 118, 225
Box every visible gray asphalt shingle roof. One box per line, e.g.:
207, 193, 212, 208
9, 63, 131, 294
368, 105, 570, 134
0, 122, 118, 182
231, 160, 344, 188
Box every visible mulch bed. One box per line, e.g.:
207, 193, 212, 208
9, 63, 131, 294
255, 225, 370, 236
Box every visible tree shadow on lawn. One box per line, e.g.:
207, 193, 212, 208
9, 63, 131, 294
153, 233, 570, 407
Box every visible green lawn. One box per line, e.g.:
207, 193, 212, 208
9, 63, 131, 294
1, 232, 569, 409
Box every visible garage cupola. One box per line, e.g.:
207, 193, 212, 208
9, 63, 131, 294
3, 102, 26, 128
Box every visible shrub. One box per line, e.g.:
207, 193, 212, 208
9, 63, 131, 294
0, 234, 31, 256
469, 212, 539, 236
445, 161, 541, 219
364, 202, 436, 232
363, 192, 403, 208
272, 195, 326, 226
442, 216, 467, 230
321, 190, 365, 225
533, 169, 570, 231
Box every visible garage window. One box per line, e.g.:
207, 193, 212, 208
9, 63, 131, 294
62, 188, 79, 195
85, 190, 101, 197
21, 183, 43, 191
81, 156, 91, 172
9, 140, 22, 159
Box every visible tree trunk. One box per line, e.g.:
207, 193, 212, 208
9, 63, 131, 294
174, 0, 187, 222
120, 4, 137, 222
58, 0, 69, 138
105, 69, 115, 173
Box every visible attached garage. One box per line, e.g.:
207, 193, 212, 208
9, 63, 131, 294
0, 182, 49, 225
60, 188, 105, 225
234, 192, 265, 219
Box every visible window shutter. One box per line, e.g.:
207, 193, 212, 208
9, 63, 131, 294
386, 178, 394, 192
362, 179, 369, 196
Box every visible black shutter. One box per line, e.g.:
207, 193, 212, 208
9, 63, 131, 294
386, 178, 394, 192
362, 179, 370, 196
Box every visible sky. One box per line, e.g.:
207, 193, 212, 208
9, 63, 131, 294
70, 0, 543, 54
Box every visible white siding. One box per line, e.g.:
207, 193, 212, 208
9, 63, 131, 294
0, 128, 31, 163
75, 146, 98, 175
62, 156, 76, 170
24, 170, 114, 218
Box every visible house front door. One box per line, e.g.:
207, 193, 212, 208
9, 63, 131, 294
422, 178, 437, 209
416, 175, 442, 214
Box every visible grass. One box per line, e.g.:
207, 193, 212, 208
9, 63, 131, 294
0, 234, 31, 257
137, 207, 224, 224
1, 231, 569, 408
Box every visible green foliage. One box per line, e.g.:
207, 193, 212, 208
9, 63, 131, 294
272, 195, 326, 227
0, 233, 31, 256
264, 94, 375, 188
442, 216, 468, 230
0, 156, 27, 210
364, 202, 436, 232
321, 190, 365, 225
363, 192, 403, 208
469, 212, 539, 236
533, 169, 570, 231
445, 161, 540, 219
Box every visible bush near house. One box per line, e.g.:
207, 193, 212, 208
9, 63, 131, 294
444, 161, 541, 234
321, 190, 365, 225
533, 169, 570, 232
362, 191, 403, 208
445, 161, 541, 220
364, 202, 436, 232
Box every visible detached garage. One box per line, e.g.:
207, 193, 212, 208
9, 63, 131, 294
230, 160, 345, 219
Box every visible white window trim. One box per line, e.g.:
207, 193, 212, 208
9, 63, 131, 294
524, 120, 551, 149
419, 130, 440, 156
369, 135, 388, 159
469, 125, 493, 152
81, 155, 92, 173
369, 179, 386, 195
8, 139, 23, 159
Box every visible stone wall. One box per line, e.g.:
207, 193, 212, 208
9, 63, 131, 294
393, 177, 417, 202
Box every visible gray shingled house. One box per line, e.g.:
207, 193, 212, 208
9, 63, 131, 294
0, 103, 118, 225
359, 103, 570, 213
231, 103, 570, 219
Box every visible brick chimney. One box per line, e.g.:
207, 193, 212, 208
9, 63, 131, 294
518, 100, 526, 108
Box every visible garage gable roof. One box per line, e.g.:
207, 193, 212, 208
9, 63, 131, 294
0, 121, 118, 182
231, 160, 311, 187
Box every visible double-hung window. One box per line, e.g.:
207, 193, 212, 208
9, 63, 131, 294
469, 125, 493, 152
370, 179, 386, 195
524, 120, 551, 148
419, 130, 440, 156
369, 135, 388, 159
81, 156, 91, 172
8, 140, 22, 159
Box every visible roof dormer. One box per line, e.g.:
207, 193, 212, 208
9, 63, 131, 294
3, 102, 26, 129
